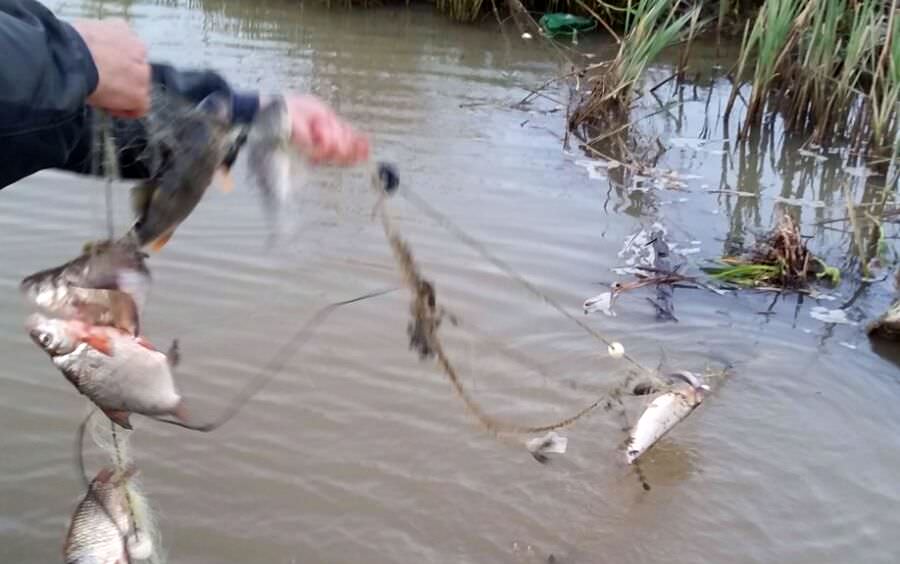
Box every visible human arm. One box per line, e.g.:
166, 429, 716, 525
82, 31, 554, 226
0, 1, 367, 188
0, 0, 100, 189
63, 73, 370, 180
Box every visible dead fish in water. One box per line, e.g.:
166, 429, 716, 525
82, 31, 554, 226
27, 313, 184, 430
20, 238, 151, 336
128, 91, 244, 252
625, 371, 709, 464
65, 466, 149, 564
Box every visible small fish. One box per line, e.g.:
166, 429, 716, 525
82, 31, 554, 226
64, 466, 144, 564
20, 238, 151, 336
27, 314, 185, 430
625, 371, 709, 464
129, 91, 243, 252
245, 95, 298, 236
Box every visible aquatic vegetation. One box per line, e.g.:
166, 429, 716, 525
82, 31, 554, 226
702, 213, 842, 290
436, 0, 484, 22
569, 0, 702, 132
726, 0, 900, 158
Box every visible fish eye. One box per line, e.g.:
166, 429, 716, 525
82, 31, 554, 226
39, 333, 52, 347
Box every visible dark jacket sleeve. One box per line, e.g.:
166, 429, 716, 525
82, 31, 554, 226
0, 0, 261, 188
0, 0, 99, 189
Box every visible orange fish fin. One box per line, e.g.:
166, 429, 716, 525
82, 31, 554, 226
102, 409, 133, 430
82, 332, 113, 356
215, 166, 235, 193
149, 230, 174, 252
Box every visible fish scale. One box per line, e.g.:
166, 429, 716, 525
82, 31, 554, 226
65, 475, 131, 564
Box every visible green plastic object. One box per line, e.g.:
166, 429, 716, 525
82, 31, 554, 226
538, 13, 597, 38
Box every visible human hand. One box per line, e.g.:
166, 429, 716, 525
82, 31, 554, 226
283, 95, 369, 166
72, 19, 151, 119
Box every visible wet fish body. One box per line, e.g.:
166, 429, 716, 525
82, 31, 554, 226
625, 373, 708, 464
129, 91, 242, 251
20, 239, 150, 335
27, 314, 182, 429
64, 468, 135, 564
245, 96, 299, 235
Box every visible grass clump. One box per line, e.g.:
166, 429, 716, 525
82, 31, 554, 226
437, 0, 484, 22
702, 213, 841, 289
569, 0, 702, 133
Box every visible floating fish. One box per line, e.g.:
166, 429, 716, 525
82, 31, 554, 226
64, 466, 147, 564
625, 371, 709, 464
20, 238, 151, 336
27, 314, 184, 430
128, 91, 243, 252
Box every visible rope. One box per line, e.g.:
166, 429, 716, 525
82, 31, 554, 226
369, 163, 609, 438
396, 185, 652, 376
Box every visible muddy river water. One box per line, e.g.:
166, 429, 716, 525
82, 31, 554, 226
1, 1, 898, 563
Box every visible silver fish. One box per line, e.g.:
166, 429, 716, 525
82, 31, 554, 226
64, 467, 139, 564
245, 95, 300, 236
20, 238, 151, 336
625, 371, 709, 464
27, 314, 184, 430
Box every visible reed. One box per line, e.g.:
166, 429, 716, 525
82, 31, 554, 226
868, 2, 899, 154
436, 0, 484, 22
569, 0, 701, 132
724, 0, 899, 158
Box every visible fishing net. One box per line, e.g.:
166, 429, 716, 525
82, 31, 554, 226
83, 410, 164, 564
